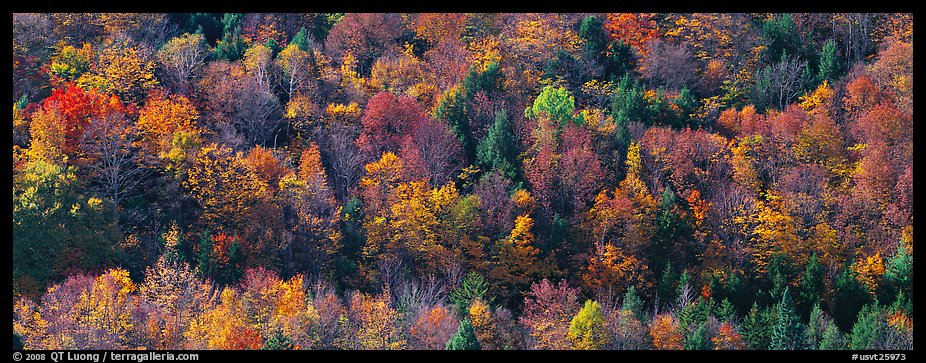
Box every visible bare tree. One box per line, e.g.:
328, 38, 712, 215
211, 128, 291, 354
156, 33, 209, 95
754, 55, 807, 110
80, 110, 152, 227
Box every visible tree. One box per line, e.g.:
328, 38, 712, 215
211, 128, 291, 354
524, 85, 577, 126
770, 288, 804, 350
79, 104, 150, 225
712, 322, 746, 350
445, 319, 481, 350
157, 33, 209, 94
275, 43, 311, 100
567, 300, 609, 350
650, 313, 684, 350
489, 215, 544, 302
604, 13, 659, 56
450, 272, 491, 310
817, 39, 843, 83
476, 110, 519, 182
519, 278, 580, 350
13, 159, 119, 295
183, 143, 264, 230
78, 39, 158, 105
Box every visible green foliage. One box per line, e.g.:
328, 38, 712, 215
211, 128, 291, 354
770, 288, 804, 350
622, 286, 644, 322
263, 329, 295, 350
446, 319, 481, 350
832, 266, 873, 332
798, 254, 824, 318
524, 85, 577, 125
883, 239, 912, 302
567, 300, 609, 350
13, 159, 120, 293
290, 27, 310, 51
817, 39, 843, 83
450, 272, 491, 309
476, 110, 519, 182
761, 14, 800, 62
819, 321, 846, 350
213, 14, 245, 61
610, 75, 646, 126
684, 322, 710, 350
849, 303, 883, 350
741, 302, 773, 349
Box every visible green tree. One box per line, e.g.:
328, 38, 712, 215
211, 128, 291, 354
262, 329, 296, 350
883, 239, 912, 303
798, 254, 824, 318
13, 159, 120, 295
741, 302, 773, 349
524, 85, 577, 126
770, 288, 804, 350
214, 13, 245, 61
567, 300, 609, 350
819, 322, 846, 350
476, 110, 519, 182
817, 38, 843, 83
850, 303, 884, 350
684, 322, 710, 350
450, 272, 491, 310
622, 286, 644, 322
832, 266, 872, 332
446, 319, 481, 350
290, 27, 310, 51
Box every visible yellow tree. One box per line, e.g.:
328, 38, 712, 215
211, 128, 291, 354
489, 215, 544, 300
347, 291, 406, 350
183, 143, 264, 231
77, 39, 158, 105
183, 288, 262, 350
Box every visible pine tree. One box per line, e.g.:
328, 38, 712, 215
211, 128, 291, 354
450, 272, 491, 310
262, 329, 295, 350
798, 254, 824, 318
817, 39, 843, 83
771, 288, 804, 350
819, 322, 846, 350
684, 322, 710, 350
850, 303, 884, 350
446, 319, 481, 350
476, 110, 519, 182
741, 302, 772, 349
622, 286, 644, 322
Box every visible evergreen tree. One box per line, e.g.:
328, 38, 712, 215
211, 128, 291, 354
476, 110, 519, 183
262, 329, 295, 350
819, 322, 846, 350
832, 266, 872, 332
622, 285, 645, 322
850, 303, 884, 350
817, 38, 843, 83
771, 288, 804, 350
446, 319, 481, 350
684, 322, 710, 350
883, 239, 912, 303
450, 272, 491, 310
798, 254, 824, 318
290, 27, 310, 51
741, 302, 773, 349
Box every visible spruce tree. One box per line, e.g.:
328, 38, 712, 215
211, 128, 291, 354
446, 319, 481, 350
771, 287, 804, 350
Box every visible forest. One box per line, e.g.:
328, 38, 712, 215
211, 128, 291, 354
12, 13, 913, 350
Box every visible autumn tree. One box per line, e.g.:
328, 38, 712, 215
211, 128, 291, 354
489, 215, 545, 303
567, 300, 609, 350
157, 32, 209, 94
650, 313, 684, 350
519, 278, 580, 350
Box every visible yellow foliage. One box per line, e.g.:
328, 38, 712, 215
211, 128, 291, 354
798, 80, 834, 114
852, 253, 885, 296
